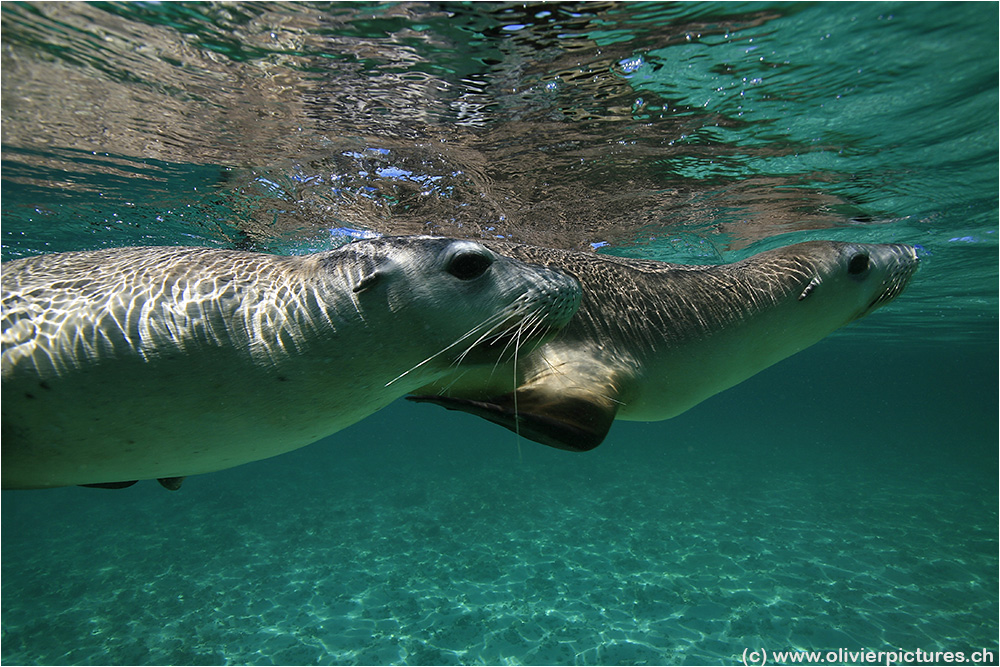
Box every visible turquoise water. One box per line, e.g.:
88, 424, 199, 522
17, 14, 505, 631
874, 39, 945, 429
1, 2, 997, 665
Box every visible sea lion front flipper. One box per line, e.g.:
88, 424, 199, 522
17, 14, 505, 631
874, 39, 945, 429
157, 476, 185, 491
80, 480, 139, 489
408, 391, 617, 452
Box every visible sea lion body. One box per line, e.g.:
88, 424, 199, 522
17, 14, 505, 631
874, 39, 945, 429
1, 237, 581, 488
411, 241, 919, 450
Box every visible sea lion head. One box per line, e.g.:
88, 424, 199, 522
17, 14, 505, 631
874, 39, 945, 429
321, 236, 583, 381
748, 240, 920, 328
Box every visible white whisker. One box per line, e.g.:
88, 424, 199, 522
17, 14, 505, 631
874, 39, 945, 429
494, 316, 534, 359
384, 309, 510, 387
513, 321, 523, 463
518, 315, 547, 347
485, 314, 541, 383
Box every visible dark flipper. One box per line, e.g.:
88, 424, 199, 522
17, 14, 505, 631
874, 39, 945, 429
158, 477, 185, 491
408, 391, 617, 451
80, 477, 185, 490
80, 480, 139, 489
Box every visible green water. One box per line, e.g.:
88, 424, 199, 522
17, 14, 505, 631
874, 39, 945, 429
1, 2, 997, 665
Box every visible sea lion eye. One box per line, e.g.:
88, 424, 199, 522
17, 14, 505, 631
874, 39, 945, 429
447, 250, 493, 280
847, 252, 870, 275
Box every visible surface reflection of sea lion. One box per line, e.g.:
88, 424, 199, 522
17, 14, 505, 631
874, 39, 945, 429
1, 237, 581, 489
410, 241, 919, 451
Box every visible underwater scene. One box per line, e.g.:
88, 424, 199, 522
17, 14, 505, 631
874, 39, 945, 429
1, 2, 997, 665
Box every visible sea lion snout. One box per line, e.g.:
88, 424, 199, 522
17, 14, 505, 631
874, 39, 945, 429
858, 243, 920, 315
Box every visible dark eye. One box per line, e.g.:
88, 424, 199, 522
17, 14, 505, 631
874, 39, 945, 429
847, 252, 870, 275
447, 250, 493, 280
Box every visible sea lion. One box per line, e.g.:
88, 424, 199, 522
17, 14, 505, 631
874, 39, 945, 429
1, 236, 581, 489
410, 240, 919, 450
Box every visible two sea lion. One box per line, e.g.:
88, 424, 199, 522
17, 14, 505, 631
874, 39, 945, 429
410, 240, 919, 450
1, 237, 582, 489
